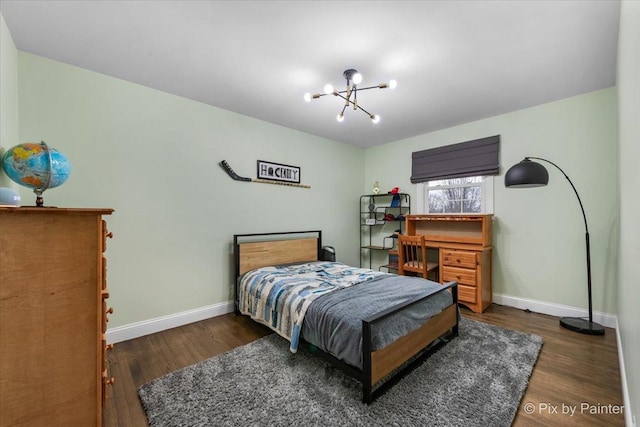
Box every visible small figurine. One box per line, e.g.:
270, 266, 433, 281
373, 181, 380, 195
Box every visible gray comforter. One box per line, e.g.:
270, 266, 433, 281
301, 274, 452, 369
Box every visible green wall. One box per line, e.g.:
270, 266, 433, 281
364, 88, 619, 315
0, 13, 18, 188
616, 1, 639, 424
15, 52, 364, 328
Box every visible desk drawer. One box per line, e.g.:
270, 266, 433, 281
442, 249, 477, 269
458, 284, 477, 304
442, 266, 477, 287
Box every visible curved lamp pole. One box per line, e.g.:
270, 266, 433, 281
505, 157, 604, 335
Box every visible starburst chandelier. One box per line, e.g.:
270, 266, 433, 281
304, 69, 397, 123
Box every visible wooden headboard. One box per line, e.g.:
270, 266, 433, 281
233, 230, 322, 275
233, 231, 322, 314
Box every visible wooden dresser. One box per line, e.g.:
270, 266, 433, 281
405, 214, 493, 313
0, 207, 114, 426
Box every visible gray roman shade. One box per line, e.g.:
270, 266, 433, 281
411, 135, 500, 183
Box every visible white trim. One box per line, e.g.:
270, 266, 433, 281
415, 184, 425, 214
493, 293, 617, 328
107, 294, 618, 340
105, 301, 234, 344
616, 318, 636, 427
485, 175, 494, 214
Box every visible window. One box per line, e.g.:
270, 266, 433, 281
417, 176, 494, 214
410, 135, 499, 214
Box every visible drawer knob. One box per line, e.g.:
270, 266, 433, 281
106, 307, 114, 322
105, 377, 115, 386
106, 343, 114, 351
106, 232, 113, 239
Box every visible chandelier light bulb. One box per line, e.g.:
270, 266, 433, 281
371, 115, 380, 124
324, 84, 334, 95
304, 93, 311, 102
337, 113, 345, 122
352, 73, 363, 85
389, 79, 398, 89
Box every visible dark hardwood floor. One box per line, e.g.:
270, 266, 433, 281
103, 304, 625, 426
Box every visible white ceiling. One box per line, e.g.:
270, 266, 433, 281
0, 1, 621, 148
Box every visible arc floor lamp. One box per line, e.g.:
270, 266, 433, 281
505, 157, 604, 335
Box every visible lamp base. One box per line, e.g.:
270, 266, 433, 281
560, 317, 605, 335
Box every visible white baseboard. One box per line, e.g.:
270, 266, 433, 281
106, 294, 617, 343
105, 301, 234, 344
493, 293, 617, 329
616, 318, 636, 427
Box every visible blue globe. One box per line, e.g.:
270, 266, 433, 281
1, 142, 71, 206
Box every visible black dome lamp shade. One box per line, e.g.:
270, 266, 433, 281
504, 158, 549, 187
504, 156, 604, 335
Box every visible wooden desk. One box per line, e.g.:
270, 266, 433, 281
405, 214, 493, 313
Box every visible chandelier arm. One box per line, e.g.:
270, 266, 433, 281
355, 84, 386, 91
334, 93, 350, 103
355, 103, 373, 117
333, 92, 373, 116
353, 87, 357, 110
328, 85, 381, 95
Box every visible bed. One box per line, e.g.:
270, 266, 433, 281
233, 230, 459, 403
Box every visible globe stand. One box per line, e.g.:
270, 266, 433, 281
35, 189, 44, 207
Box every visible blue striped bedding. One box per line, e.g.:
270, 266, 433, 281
239, 261, 453, 370
238, 261, 388, 352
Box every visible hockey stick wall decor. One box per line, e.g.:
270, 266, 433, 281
219, 160, 311, 189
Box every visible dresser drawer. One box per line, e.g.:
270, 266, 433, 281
442, 266, 477, 287
458, 284, 477, 304
102, 256, 107, 290
442, 249, 477, 269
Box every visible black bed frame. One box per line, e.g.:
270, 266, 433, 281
233, 230, 459, 404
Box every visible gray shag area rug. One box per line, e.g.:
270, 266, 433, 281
139, 317, 542, 427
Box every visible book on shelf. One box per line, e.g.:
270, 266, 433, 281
388, 251, 398, 267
